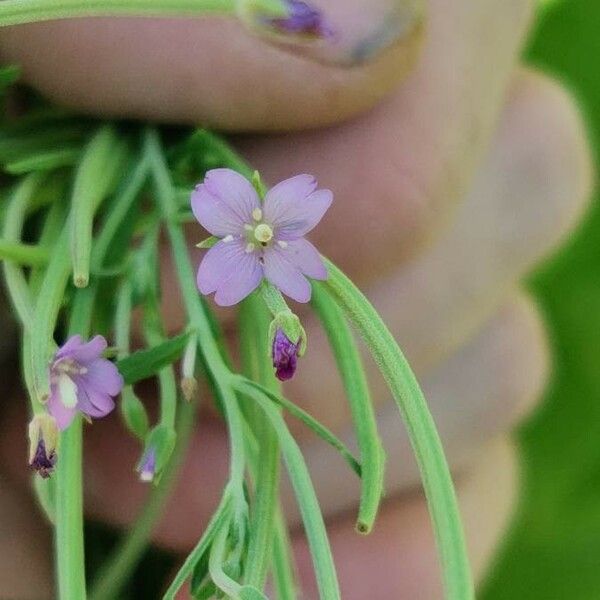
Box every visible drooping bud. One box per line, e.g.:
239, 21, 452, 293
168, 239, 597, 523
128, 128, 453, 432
28, 414, 59, 479
268, 310, 307, 381
136, 425, 176, 484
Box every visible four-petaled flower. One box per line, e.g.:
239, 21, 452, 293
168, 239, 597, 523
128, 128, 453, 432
193, 169, 332, 306
47, 335, 124, 430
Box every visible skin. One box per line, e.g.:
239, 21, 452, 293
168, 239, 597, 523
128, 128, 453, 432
0, 0, 594, 597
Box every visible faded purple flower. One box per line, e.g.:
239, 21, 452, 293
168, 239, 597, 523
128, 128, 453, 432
28, 413, 58, 478
30, 439, 56, 479
137, 447, 157, 483
193, 169, 332, 306
272, 328, 299, 381
47, 335, 124, 430
264, 0, 332, 38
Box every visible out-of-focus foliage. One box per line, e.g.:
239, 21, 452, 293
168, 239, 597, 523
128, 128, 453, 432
482, 1, 600, 598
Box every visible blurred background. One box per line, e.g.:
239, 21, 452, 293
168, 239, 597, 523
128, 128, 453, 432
481, 0, 600, 598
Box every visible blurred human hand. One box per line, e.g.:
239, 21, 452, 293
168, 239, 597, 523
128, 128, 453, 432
0, 0, 593, 597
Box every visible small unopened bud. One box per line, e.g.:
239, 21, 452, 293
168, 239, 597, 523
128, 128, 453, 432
137, 448, 156, 483
136, 425, 176, 484
180, 333, 198, 402
268, 310, 307, 381
28, 414, 58, 479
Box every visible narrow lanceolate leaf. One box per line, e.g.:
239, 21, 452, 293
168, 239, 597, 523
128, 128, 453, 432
235, 377, 361, 477
312, 284, 385, 534
116, 331, 192, 386
0, 239, 49, 266
69, 125, 123, 288
322, 258, 474, 600
4, 147, 80, 174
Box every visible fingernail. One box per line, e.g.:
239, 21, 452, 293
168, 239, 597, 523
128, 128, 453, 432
239, 0, 424, 66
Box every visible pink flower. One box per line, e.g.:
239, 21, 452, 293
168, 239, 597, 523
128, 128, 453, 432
47, 335, 123, 430
193, 169, 332, 306
272, 328, 299, 381
264, 0, 332, 38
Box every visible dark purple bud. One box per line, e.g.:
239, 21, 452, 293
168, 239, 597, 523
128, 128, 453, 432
30, 439, 56, 479
272, 328, 299, 381
266, 0, 332, 38
137, 447, 157, 483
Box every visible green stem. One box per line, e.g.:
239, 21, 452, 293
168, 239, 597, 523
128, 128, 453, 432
145, 127, 246, 503
242, 385, 341, 600
271, 511, 298, 600
89, 400, 197, 600
0, 239, 48, 266
238, 296, 281, 590
0, 0, 236, 27
55, 417, 86, 600
322, 259, 474, 600
311, 284, 385, 534
54, 294, 96, 600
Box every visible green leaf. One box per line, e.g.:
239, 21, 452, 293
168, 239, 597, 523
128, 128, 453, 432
116, 330, 191, 386
4, 146, 80, 174
240, 386, 341, 600
239, 585, 269, 600
235, 376, 361, 477
323, 258, 473, 599
312, 284, 385, 534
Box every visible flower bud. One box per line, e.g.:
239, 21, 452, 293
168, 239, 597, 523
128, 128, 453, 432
28, 414, 58, 479
180, 333, 198, 402
268, 310, 307, 381
136, 425, 176, 484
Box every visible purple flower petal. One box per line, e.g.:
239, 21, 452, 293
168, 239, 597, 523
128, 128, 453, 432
66, 335, 107, 365
197, 238, 249, 295
283, 238, 327, 279
263, 247, 311, 303
264, 177, 332, 239
214, 252, 263, 306
192, 169, 260, 236
81, 359, 124, 397
47, 387, 78, 430
76, 379, 115, 418
272, 329, 299, 381
54, 334, 84, 360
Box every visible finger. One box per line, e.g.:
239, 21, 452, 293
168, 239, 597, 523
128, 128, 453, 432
1, 293, 538, 551
0, 0, 530, 130
288, 69, 592, 427
292, 437, 517, 599
0, 476, 53, 599
287, 293, 546, 523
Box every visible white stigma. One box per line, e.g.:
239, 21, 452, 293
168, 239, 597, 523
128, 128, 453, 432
252, 208, 263, 222
254, 223, 273, 244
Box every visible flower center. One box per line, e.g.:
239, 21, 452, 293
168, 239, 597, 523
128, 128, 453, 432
254, 223, 274, 244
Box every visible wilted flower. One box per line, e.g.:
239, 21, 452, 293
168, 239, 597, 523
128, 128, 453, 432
28, 414, 58, 478
272, 328, 299, 380
193, 169, 332, 306
47, 335, 124, 430
263, 0, 332, 38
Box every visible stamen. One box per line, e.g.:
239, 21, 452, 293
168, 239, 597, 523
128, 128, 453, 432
278, 240, 288, 249
246, 243, 256, 253
223, 234, 234, 243
244, 224, 253, 231
252, 208, 263, 222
